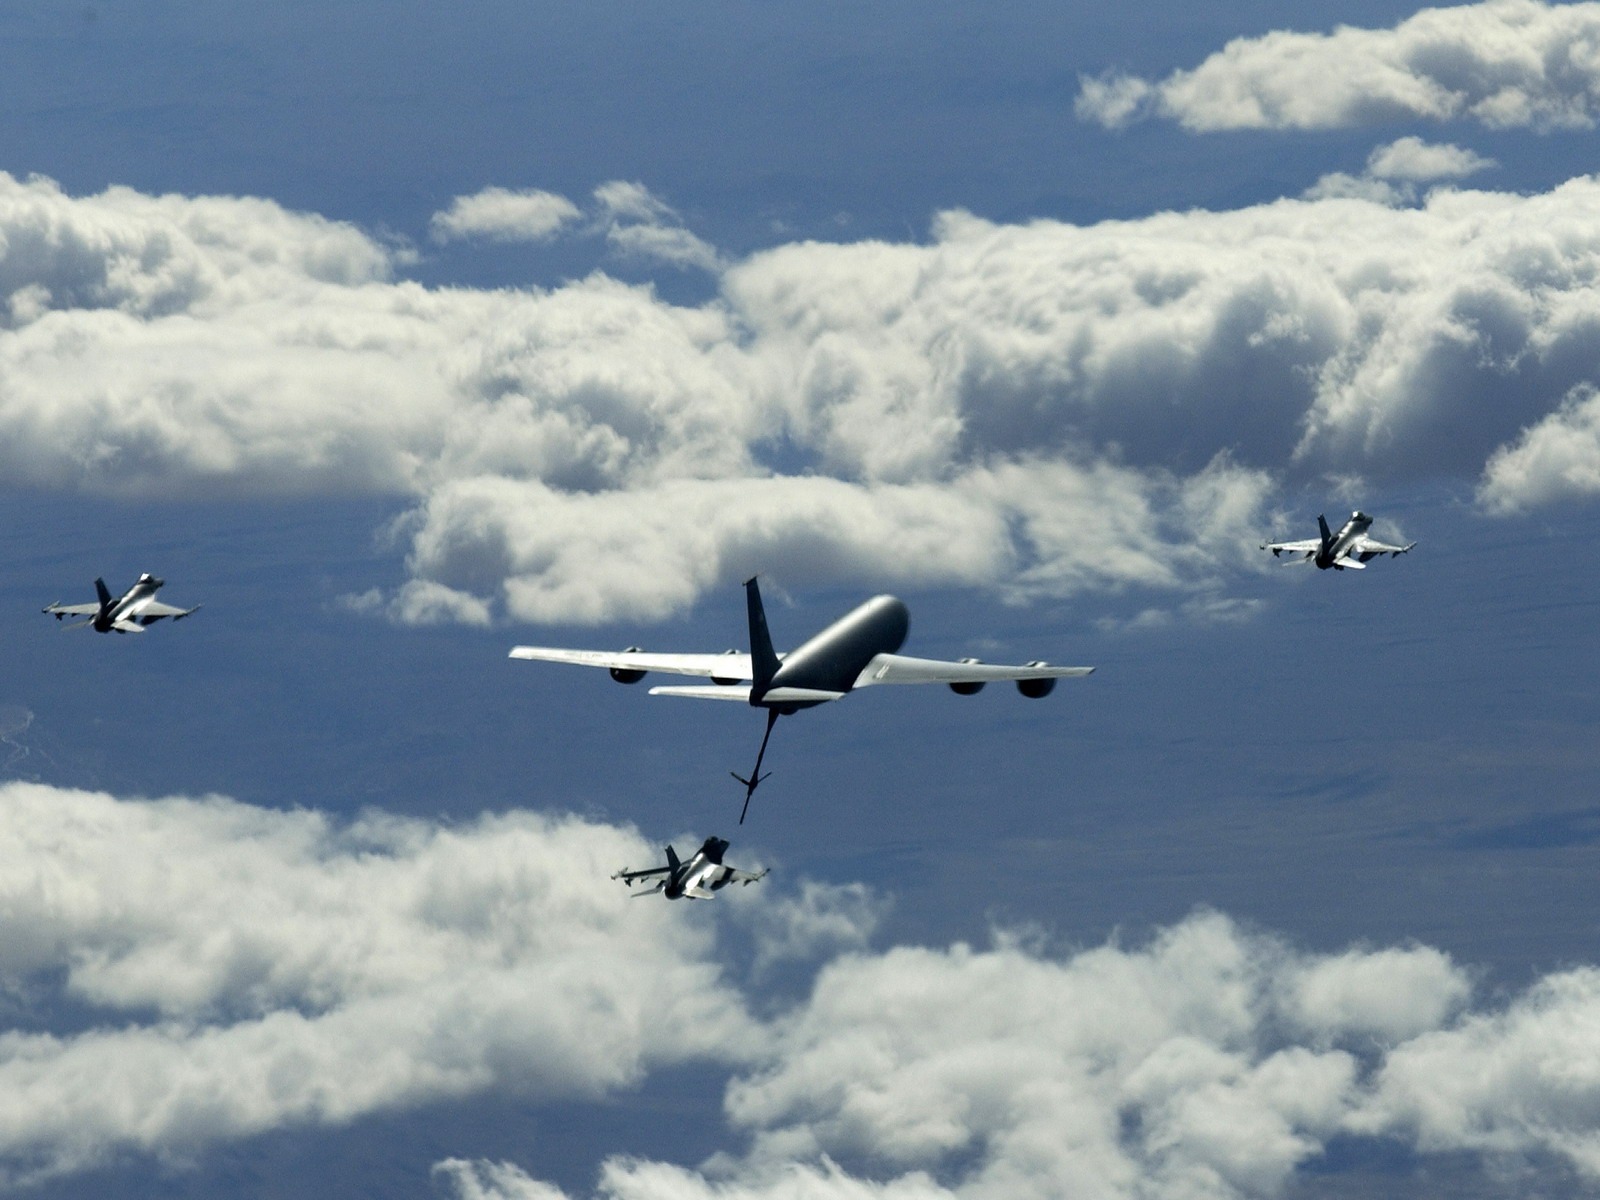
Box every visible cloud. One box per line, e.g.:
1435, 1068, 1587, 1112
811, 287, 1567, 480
1366, 136, 1497, 182
430, 187, 584, 245
1, 802, 1597, 1200
427, 181, 723, 271
1480, 383, 1600, 510
1076, 0, 1600, 133
431, 909, 1600, 1200
436, 1159, 575, 1200
744, 881, 887, 975
9, 168, 1600, 623
0, 782, 760, 1182
400, 464, 1274, 625
1304, 137, 1497, 205
1356, 966, 1600, 1168
593, 181, 724, 272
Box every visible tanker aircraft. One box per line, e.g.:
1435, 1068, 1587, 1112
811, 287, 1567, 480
1261, 511, 1415, 571
43, 574, 200, 632
511, 577, 1094, 821
613, 836, 766, 899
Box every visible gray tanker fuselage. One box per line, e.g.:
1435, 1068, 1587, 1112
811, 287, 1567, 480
759, 595, 910, 711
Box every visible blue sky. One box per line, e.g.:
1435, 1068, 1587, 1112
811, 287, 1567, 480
7, 1, 1600, 1197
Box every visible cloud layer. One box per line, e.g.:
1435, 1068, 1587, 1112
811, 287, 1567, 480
0, 782, 761, 1182
6, 169, 1600, 621
4, 782, 1600, 1196
437, 912, 1600, 1200
1076, 0, 1600, 133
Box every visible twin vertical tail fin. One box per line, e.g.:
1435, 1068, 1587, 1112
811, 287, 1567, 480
665, 845, 681, 874
1317, 515, 1333, 553
94, 578, 113, 610
744, 577, 780, 699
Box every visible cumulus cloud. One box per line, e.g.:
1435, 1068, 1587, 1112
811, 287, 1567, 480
743, 881, 887, 974
1305, 137, 1496, 205
8, 168, 1600, 623
431, 910, 1600, 1200
1480, 383, 1600, 510
430, 187, 584, 244
593, 181, 724, 272
1076, 0, 1600, 133
1357, 967, 1600, 1167
400, 463, 1273, 625
427, 181, 722, 271
0, 782, 760, 1182
4, 799, 1599, 1200
1366, 136, 1498, 182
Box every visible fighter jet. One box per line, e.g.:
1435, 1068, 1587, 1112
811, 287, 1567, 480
43, 574, 200, 632
613, 836, 767, 899
511, 577, 1094, 820
1261, 512, 1415, 571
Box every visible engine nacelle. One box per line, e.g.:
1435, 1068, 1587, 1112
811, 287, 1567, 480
610, 647, 647, 684
712, 648, 743, 686
1017, 662, 1056, 699
949, 657, 986, 696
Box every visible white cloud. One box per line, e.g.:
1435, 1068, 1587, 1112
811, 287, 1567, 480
433, 911, 1600, 1200
1305, 138, 1496, 206
0, 782, 760, 1182
593, 181, 724, 272
9, 168, 1600, 623
1301, 171, 1410, 205
593, 181, 678, 227
745, 882, 887, 974
720, 914, 1355, 1196
1366, 137, 1497, 182
435, 1159, 572, 1200
0, 797, 1595, 1199
1355, 966, 1600, 1168
1480, 383, 1600, 510
430, 187, 584, 244
1076, 0, 1600, 133
1279, 944, 1471, 1044
425, 181, 723, 269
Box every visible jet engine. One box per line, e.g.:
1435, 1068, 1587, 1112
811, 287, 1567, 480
610, 647, 647, 684
1017, 662, 1056, 699
949, 657, 985, 695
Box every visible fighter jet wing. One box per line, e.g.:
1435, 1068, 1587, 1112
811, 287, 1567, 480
852, 654, 1094, 687
42, 602, 100, 616
509, 647, 755, 679
1350, 535, 1416, 557
612, 864, 670, 884
1261, 539, 1321, 556
138, 601, 200, 619
724, 867, 768, 886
